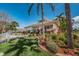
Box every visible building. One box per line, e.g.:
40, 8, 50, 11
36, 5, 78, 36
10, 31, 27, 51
25, 18, 60, 35
15, 28, 27, 35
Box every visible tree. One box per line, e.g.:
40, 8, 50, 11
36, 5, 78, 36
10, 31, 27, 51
5, 21, 19, 31
0, 25, 3, 33
56, 13, 67, 32
28, 3, 55, 36
64, 3, 73, 49
10, 21, 19, 31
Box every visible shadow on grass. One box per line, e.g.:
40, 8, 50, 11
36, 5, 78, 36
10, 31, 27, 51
4, 37, 39, 56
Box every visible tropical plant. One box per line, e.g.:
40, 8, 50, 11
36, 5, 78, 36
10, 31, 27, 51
10, 21, 19, 31
5, 21, 19, 31
46, 39, 59, 53
59, 35, 66, 41
73, 34, 78, 40
28, 3, 55, 36
56, 13, 67, 32
51, 33, 57, 41
74, 42, 79, 48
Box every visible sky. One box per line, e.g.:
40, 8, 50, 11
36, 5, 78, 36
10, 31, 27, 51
0, 3, 79, 28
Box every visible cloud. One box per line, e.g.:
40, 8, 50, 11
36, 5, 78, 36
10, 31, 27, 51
72, 16, 79, 30
72, 16, 79, 22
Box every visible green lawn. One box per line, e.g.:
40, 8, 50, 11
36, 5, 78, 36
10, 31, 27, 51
0, 37, 49, 56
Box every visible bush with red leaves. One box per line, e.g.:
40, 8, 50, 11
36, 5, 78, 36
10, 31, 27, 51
65, 49, 76, 56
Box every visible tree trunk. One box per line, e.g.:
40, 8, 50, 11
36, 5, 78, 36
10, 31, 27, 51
65, 3, 73, 49
41, 3, 45, 36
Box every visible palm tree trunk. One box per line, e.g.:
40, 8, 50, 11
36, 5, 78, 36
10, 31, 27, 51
65, 3, 73, 49
41, 3, 45, 36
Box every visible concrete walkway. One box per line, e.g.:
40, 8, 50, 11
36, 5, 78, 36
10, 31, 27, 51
0, 34, 27, 43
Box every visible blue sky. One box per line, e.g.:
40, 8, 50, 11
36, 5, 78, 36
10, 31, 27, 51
0, 3, 79, 28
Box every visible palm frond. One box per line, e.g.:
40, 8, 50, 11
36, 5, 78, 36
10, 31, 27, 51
49, 3, 55, 11
37, 3, 40, 16
56, 12, 64, 18
28, 3, 34, 16
41, 3, 44, 20
55, 12, 64, 22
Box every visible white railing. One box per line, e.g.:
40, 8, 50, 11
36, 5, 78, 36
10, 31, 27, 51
0, 32, 27, 43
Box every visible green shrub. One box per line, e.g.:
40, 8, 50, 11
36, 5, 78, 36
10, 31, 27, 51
46, 40, 59, 53
57, 40, 66, 48
74, 41, 79, 48
30, 45, 40, 52
75, 51, 79, 56
58, 34, 67, 45
51, 34, 57, 41
73, 34, 78, 39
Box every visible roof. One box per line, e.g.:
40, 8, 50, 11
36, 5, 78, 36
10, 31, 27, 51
25, 19, 60, 29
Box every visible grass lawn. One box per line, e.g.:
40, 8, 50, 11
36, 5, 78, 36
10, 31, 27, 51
0, 37, 49, 56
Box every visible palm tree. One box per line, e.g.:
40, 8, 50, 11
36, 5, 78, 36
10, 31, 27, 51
56, 13, 67, 32
10, 21, 19, 31
64, 3, 73, 49
5, 21, 19, 31
28, 3, 55, 36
